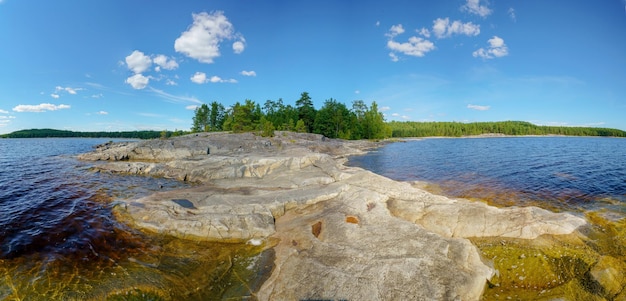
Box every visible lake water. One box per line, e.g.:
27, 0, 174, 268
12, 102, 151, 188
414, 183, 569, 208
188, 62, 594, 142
348, 137, 626, 214
3, 137, 625, 299
0, 138, 271, 300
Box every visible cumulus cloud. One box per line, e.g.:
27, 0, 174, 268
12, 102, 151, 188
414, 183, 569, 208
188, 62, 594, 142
13, 103, 70, 112
387, 37, 435, 58
125, 74, 150, 89
432, 18, 480, 38
232, 40, 245, 54
174, 11, 245, 64
0, 109, 8, 114
51, 93, 60, 99
467, 104, 491, 111
165, 79, 177, 86
386, 24, 435, 60
153, 54, 179, 71
241, 70, 256, 77
386, 24, 405, 38
125, 50, 152, 74
417, 27, 431, 38
461, 0, 492, 17
96, 111, 108, 115
380, 106, 391, 111
190, 72, 208, 84
473, 36, 509, 59
209, 76, 237, 83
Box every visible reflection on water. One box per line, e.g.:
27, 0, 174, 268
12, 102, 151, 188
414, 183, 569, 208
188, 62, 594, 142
0, 139, 273, 300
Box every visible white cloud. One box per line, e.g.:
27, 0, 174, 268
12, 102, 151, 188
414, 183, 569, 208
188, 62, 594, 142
417, 27, 431, 38
209, 76, 237, 83
380, 106, 391, 111
473, 36, 509, 59
467, 104, 491, 111
13, 103, 70, 112
174, 11, 244, 63
91, 93, 104, 98
376, 21, 380, 27
96, 111, 108, 115
125, 73, 150, 89
186, 105, 199, 110
386, 24, 405, 38
125, 50, 152, 74
508, 8, 516, 22
232, 40, 245, 54
54, 86, 83, 95
165, 79, 177, 86
0, 109, 8, 114
153, 54, 179, 71
241, 70, 257, 77
190, 72, 208, 84
432, 18, 480, 39
461, 0, 492, 17
386, 24, 435, 60
387, 36, 435, 58
354, 90, 360, 94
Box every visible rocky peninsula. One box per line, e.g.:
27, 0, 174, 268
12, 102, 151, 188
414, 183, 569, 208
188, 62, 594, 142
78, 132, 592, 300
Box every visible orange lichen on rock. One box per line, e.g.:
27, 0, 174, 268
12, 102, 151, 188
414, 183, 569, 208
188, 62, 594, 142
311, 221, 322, 238
345, 216, 359, 224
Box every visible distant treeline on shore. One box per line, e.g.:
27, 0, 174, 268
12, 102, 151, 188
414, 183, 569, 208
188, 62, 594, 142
0, 129, 174, 139
2, 121, 624, 139
388, 121, 626, 138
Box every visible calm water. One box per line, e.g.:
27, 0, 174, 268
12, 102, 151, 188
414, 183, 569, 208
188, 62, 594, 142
348, 137, 626, 214
0, 138, 271, 300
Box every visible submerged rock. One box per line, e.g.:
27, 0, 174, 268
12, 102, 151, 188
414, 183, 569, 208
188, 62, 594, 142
79, 132, 589, 300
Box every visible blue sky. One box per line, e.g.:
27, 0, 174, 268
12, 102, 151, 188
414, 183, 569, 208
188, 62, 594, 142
1, 0, 625, 134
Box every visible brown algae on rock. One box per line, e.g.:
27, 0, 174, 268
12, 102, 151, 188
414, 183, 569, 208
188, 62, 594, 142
0, 235, 274, 301
473, 213, 626, 301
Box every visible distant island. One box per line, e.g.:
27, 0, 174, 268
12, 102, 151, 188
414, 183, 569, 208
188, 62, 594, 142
2, 121, 625, 139
0, 129, 171, 139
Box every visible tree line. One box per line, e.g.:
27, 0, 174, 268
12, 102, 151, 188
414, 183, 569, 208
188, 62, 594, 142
3, 95, 625, 139
388, 121, 626, 138
0, 129, 174, 139
191, 92, 391, 139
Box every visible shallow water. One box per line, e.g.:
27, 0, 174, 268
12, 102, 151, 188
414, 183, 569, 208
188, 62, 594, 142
0, 138, 271, 300
348, 137, 626, 300
348, 137, 626, 214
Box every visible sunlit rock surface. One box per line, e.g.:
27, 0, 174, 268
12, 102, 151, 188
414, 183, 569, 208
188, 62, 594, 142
79, 131, 589, 300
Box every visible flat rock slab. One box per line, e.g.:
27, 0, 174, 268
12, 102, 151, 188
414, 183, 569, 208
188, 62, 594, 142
81, 132, 588, 300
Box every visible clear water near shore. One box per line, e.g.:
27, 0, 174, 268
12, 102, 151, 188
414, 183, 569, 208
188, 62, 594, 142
348, 136, 626, 300
0, 138, 272, 300
348, 137, 626, 215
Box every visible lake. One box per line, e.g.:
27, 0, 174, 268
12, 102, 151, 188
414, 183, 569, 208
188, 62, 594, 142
0, 138, 271, 300
348, 136, 626, 299
2, 136, 625, 300
348, 137, 626, 215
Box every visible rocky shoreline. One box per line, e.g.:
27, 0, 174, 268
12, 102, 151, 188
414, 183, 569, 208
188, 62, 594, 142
79, 131, 591, 300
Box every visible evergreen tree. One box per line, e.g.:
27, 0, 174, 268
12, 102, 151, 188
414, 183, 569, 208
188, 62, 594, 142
295, 92, 316, 133
313, 98, 351, 138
